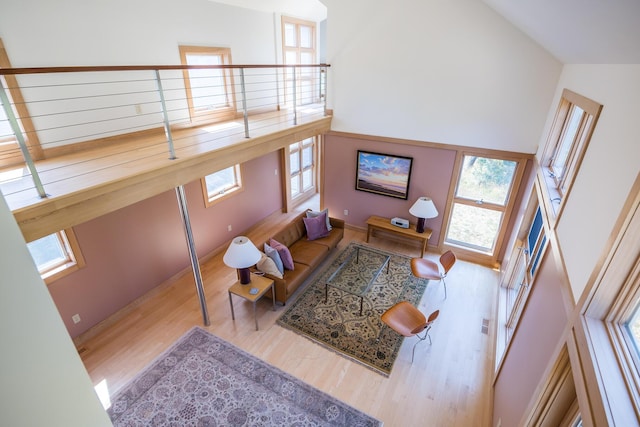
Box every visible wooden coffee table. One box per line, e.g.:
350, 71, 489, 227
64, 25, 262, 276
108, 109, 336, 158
228, 274, 275, 331
366, 215, 432, 257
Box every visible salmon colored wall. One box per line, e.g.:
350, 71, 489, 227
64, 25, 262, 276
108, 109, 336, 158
324, 134, 457, 244
492, 248, 568, 426
49, 152, 282, 338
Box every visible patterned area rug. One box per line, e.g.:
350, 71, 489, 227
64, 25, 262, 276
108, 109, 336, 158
107, 327, 382, 426
277, 242, 428, 376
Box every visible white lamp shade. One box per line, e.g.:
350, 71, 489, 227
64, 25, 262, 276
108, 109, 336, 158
223, 236, 262, 269
409, 197, 438, 219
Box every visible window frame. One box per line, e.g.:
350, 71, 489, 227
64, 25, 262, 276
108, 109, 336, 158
27, 228, 85, 284
281, 16, 318, 106
540, 89, 602, 223
571, 173, 640, 426
178, 45, 237, 125
201, 164, 243, 207
289, 136, 317, 202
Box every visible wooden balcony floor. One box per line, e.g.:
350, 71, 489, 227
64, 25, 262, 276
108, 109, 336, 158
1, 105, 331, 241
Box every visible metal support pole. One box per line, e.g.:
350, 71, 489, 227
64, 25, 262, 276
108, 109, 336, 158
239, 68, 250, 138
322, 66, 328, 116
175, 185, 210, 326
154, 70, 177, 160
275, 66, 281, 111
0, 78, 47, 199
292, 66, 298, 125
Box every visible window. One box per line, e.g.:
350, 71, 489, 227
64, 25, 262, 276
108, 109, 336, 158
179, 46, 236, 124
282, 16, 317, 106
540, 89, 602, 219
444, 153, 523, 265
289, 137, 317, 202
26, 229, 84, 283
201, 164, 243, 206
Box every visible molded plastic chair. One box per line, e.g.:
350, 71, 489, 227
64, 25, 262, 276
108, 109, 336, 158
410, 250, 457, 299
381, 301, 439, 363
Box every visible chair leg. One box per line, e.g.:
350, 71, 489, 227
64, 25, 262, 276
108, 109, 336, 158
411, 330, 430, 363
442, 276, 447, 299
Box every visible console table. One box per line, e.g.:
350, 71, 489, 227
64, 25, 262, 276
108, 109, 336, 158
366, 215, 432, 257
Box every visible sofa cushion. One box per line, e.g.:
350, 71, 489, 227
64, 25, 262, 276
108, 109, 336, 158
264, 243, 284, 274
306, 208, 332, 231
270, 238, 295, 270
303, 211, 330, 240
256, 252, 283, 279
289, 240, 329, 268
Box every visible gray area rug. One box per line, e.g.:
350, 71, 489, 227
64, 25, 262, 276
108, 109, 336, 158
278, 242, 428, 376
107, 327, 382, 426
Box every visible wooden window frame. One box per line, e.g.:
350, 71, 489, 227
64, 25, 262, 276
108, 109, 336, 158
201, 164, 243, 207
289, 136, 317, 203
27, 228, 85, 284
178, 45, 237, 125
281, 16, 317, 106
539, 89, 602, 224
571, 173, 640, 426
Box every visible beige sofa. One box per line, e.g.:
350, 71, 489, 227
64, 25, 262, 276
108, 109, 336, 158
256, 209, 344, 305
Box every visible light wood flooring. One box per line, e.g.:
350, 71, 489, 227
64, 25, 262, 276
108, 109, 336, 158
77, 212, 499, 427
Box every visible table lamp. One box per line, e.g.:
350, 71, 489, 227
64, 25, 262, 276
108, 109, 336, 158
409, 196, 438, 233
223, 236, 262, 284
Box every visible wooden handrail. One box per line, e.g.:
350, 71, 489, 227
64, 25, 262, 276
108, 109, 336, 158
0, 63, 331, 75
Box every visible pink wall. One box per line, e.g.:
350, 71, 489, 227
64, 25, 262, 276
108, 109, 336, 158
324, 134, 457, 244
492, 249, 568, 426
49, 152, 282, 338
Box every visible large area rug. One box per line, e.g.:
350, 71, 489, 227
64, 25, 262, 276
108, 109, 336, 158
107, 327, 382, 426
277, 242, 428, 376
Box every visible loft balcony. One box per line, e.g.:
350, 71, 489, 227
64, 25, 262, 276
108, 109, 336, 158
0, 64, 331, 242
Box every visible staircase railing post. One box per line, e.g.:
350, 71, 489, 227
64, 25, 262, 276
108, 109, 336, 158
0, 78, 47, 199
239, 68, 250, 138
154, 70, 177, 160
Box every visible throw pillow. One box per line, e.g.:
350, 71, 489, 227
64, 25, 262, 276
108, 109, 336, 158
303, 212, 330, 241
256, 252, 283, 279
269, 238, 295, 271
306, 208, 332, 231
264, 243, 284, 274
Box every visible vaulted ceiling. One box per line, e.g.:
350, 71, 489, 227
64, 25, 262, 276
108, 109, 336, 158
211, 0, 640, 64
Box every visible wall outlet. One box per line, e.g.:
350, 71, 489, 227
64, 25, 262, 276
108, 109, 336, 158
72, 314, 81, 324
496, 418, 501, 427
134, 104, 142, 115
343, 209, 349, 216
227, 225, 232, 232
274, 169, 278, 176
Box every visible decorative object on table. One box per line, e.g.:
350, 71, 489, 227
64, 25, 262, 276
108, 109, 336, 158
390, 217, 409, 228
381, 301, 440, 363
409, 196, 438, 233
355, 150, 413, 200
411, 250, 457, 299
277, 242, 429, 376
223, 236, 262, 284
107, 327, 382, 426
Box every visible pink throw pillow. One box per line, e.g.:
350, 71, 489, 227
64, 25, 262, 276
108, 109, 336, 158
269, 238, 294, 270
303, 212, 330, 241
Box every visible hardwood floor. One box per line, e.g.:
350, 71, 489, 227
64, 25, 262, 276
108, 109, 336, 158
77, 212, 499, 426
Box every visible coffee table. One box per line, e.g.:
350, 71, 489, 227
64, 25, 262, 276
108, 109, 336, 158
325, 246, 390, 316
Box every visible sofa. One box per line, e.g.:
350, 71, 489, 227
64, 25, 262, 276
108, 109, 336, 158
255, 209, 344, 305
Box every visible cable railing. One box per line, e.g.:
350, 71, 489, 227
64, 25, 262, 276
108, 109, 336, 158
0, 63, 330, 207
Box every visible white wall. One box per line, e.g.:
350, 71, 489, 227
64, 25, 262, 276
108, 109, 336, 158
537, 65, 640, 301
322, 0, 562, 153
0, 194, 111, 426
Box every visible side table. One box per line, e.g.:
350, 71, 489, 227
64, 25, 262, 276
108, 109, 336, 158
228, 274, 275, 331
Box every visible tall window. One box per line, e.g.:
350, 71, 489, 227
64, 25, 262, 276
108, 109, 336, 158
26, 229, 84, 283
444, 154, 521, 264
282, 16, 317, 106
289, 137, 316, 202
179, 46, 236, 124
201, 165, 243, 207
541, 89, 602, 219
